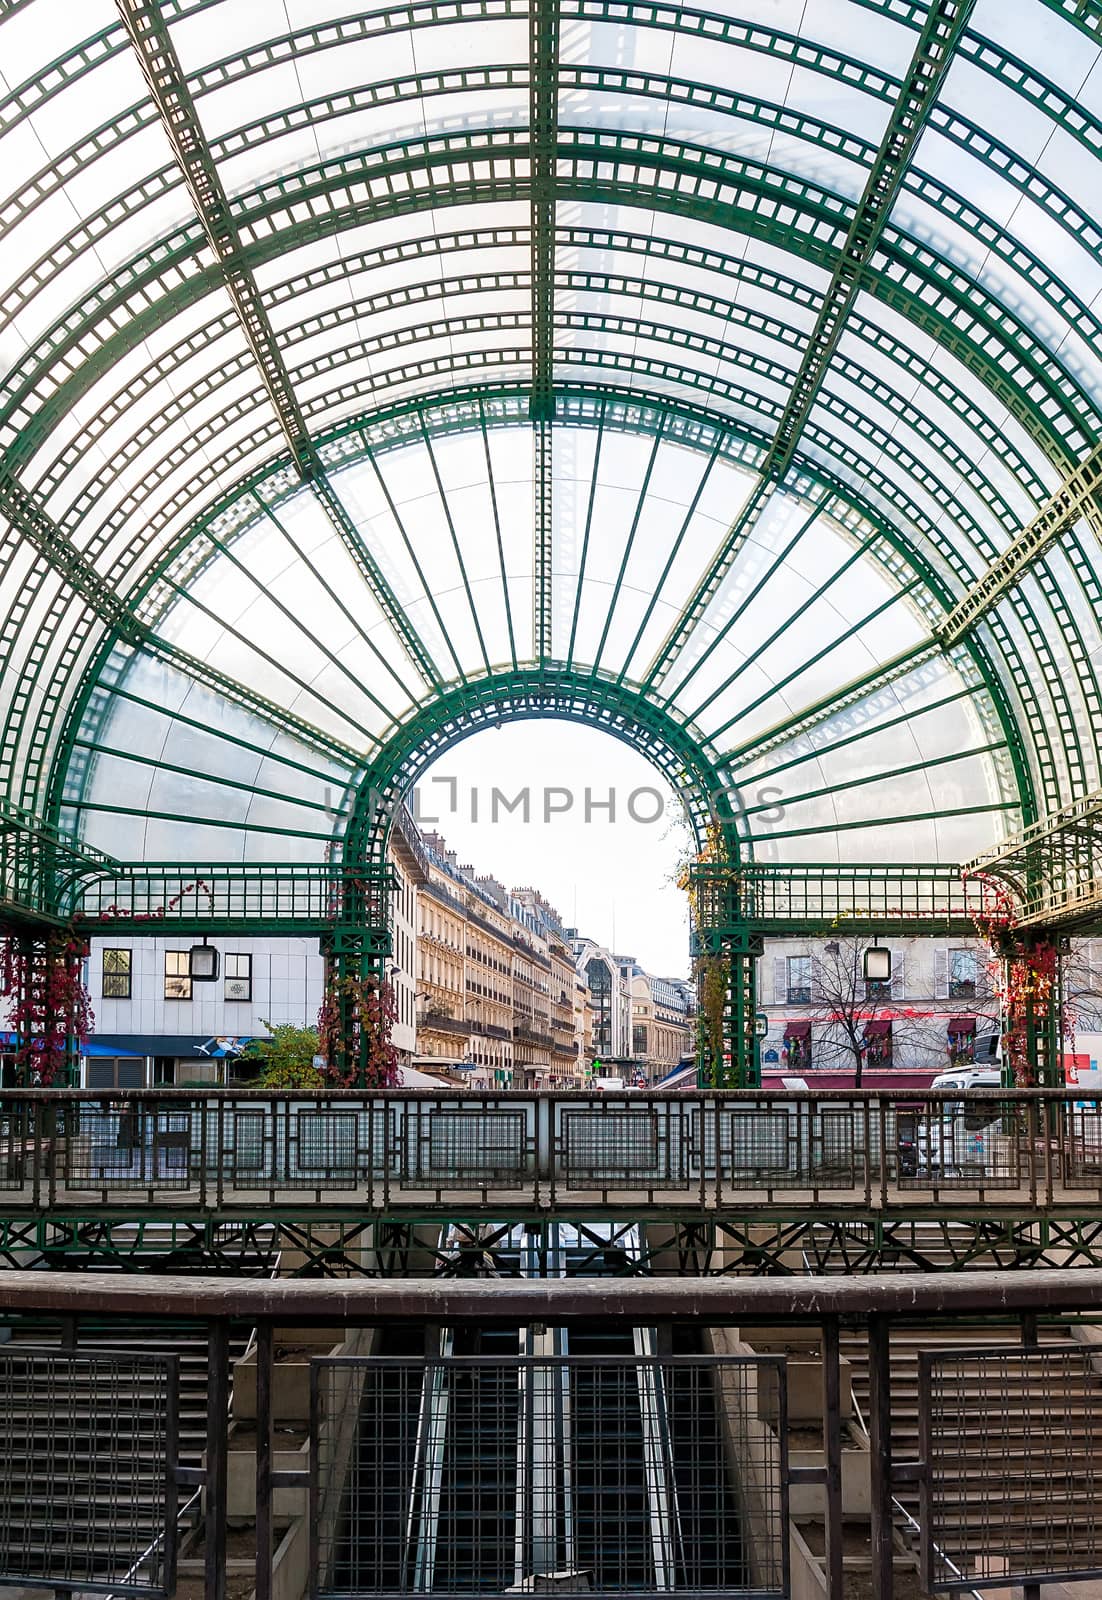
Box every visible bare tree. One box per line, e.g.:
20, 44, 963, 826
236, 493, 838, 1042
1065, 939, 1102, 1036
804, 937, 998, 1086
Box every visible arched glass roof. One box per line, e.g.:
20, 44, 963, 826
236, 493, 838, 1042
1, 0, 1100, 876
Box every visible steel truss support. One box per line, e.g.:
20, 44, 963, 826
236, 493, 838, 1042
1012, 933, 1065, 1091
12, 1215, 1102, 1277
939, 440, 1102, 645
0, 929, 86, 1087
0, 469, 143, 648
115, 2, 444, 693
0, 797, 119, 924
530, 0, 559, 661
309, 471, 439, 691
648, 0, 976, 685
800, 1219, 1054, 1275
2, 468, 362, 777
115, 0, 314, 475
965, 784, 1102, 932
533, 417, 553, 665
529, 0, 558, 423
760, 0, 976, 483
693, 922, 763, 1090
319, 869, 395, 1087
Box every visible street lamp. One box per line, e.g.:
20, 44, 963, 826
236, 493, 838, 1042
188, 938, 219, 982
863, 941, 891, 984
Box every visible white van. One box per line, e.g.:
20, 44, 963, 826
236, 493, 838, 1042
929, 1067, 1002, 1093
919, 1068, 1005, 1176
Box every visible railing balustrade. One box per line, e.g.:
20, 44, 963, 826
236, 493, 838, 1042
1, 1089, 1101, 1215
1, 1272, 1102, 1600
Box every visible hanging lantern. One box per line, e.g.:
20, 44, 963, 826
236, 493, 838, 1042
188, 939, 219, 982
863, 943, 891, 983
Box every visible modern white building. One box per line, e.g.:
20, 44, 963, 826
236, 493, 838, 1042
569, 936, 632, 1066
81, 934, 327, 1088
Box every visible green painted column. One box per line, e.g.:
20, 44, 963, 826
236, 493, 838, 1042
694, 923, 762, 1090
320, 864, 393, 1086
722, 930, 764, 1090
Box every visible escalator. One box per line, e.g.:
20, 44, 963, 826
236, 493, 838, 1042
327, 1225, 750, 1595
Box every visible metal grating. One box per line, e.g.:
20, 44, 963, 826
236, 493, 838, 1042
404, 1106, 530, 1186
919, 1345, 1102, 1591
220, 1105, 386, 1193
63, 1105, 192, 1192
559, 1104, 689, 1189
898, 1103, 1026, 1192
312, 1353, 788, 1600
0, 1346, 178, 1597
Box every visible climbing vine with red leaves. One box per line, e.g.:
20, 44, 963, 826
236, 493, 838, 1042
85, 878, 215, 924
0, 929, 94, 1085
316, 972, 399, 1089
970, 873, 1066, 1085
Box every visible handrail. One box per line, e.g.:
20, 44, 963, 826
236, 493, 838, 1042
848, 1384, 986, 1600
3, 1267, 1102, 1320
95, 1233, 282, 1600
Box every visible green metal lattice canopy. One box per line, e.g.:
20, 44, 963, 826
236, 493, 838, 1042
0, 0, 1101, 889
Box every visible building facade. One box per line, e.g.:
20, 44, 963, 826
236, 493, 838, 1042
759, 934, 1004, 1078
633, 972, 696, 1083
71, 810, 640, 1090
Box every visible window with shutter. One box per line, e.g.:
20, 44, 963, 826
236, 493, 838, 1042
948, 948, 977, 1000
890, 951, 905, 1001
773, 957, 787, 1006
786, 955, 812, 1005
935, 948, 949, 1001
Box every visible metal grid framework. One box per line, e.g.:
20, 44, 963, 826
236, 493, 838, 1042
4, 1087, 1102, 1225
0, 1345, 178, 1597
1, 0, 1102, 932
311, 1353, 787, 1600
919, 1344, 1102, 1592
964, 788, 1102, 931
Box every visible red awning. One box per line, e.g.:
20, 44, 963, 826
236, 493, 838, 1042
947, 1015, 976, 1033
783, 1020, 811, 1042
863, 1019, 892, 1038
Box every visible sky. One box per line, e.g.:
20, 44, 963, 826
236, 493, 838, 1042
414, 721, 694, 978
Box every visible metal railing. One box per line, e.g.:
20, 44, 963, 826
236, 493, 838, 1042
3, 1088, 1102, 1217
1, 1273, 1102, 1600
312, 1351, 787, 1600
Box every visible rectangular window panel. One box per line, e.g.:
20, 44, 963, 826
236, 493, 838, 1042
164, 951, 192, 1001
787, 955, 812, 1006
102, 948, 131, 999
949, 948, 978, 1000
224, 952, 252, 1002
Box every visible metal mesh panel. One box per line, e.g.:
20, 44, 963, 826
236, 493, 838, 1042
63, 1105, 193, 1193
217, 1103, 389, 1194
900, 1102, 1026, 1191
559, 1105, 689, 1189
0, 1099, 33, 1192
0, 1346, 178, 1597
716, 1106, 858, 1190
919, 1345, 1102, 1591
312, 1354, 787, 1600
401, 1106, 530, 1185
1061, 1104, 1102, 1188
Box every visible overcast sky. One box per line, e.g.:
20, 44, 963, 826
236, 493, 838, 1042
415, 722, 693, 978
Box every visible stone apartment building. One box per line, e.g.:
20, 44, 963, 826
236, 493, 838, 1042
759, 933, 1003, 1077
568, 937, 695, 1084
69, 805, 701, 1090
